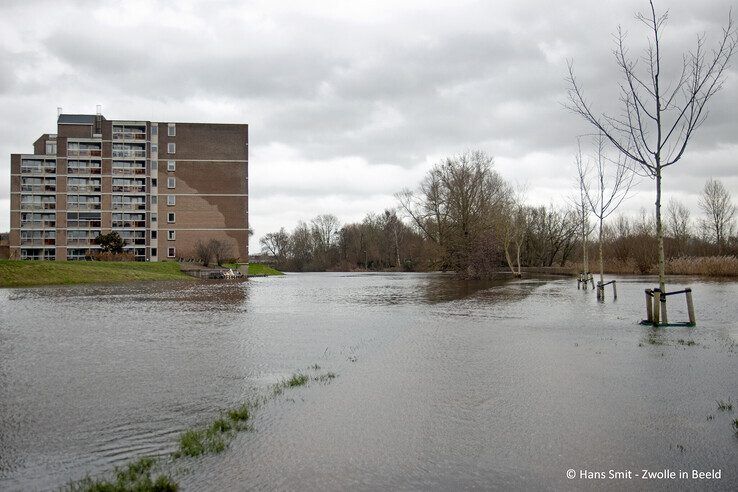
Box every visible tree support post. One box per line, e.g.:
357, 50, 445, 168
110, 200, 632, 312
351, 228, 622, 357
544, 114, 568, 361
645, 289, 653, 323
652, 288, 661, 325
685, 288, 696, 325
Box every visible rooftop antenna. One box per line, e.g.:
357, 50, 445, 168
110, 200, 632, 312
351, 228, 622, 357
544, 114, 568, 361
96, 104, 102, 115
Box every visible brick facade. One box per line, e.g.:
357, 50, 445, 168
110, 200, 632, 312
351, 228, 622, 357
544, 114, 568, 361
8, 112, 248, 262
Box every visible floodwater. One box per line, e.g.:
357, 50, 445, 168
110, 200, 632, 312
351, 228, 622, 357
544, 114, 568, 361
0, 273, 737, 491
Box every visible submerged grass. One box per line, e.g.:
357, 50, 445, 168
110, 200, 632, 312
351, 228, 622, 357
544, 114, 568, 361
67, 456, 178, 492
68, 365, 337, 490
716, 399, 733, 411
174, 367, 337, 459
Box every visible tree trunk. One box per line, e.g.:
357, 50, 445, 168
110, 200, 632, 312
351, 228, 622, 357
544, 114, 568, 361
655, 167, 666, 293
598, 219, 604, 285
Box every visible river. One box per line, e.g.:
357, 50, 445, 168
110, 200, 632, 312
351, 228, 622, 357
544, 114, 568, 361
1, 273, 736, 490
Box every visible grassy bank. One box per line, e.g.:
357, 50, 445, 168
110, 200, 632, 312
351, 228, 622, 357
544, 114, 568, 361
0, 260, 191, 288
248, 263, 283, 276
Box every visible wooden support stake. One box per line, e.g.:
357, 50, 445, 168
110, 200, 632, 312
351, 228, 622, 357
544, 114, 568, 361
589, 274, 595, 289
645, 289, 653, 323
660, 291, 668, 324
652, 289, 660, 325
612, 280, 617, 300
685, 288, 696, 325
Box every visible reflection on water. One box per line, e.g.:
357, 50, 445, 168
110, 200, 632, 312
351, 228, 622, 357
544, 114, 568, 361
1, 273, 737, 490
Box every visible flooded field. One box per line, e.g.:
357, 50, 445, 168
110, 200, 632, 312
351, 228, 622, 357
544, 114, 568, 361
1, 273, 737, 490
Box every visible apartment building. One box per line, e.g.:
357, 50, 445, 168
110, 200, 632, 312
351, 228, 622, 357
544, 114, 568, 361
9, 111, 248, 261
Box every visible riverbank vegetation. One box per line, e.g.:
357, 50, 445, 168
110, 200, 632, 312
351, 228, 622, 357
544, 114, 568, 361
246, 263, 283, 276
0, 260, 191, 287
257, 152, 737, 278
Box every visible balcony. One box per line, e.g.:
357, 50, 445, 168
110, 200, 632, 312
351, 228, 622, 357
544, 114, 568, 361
67, 203, 101, 211
112, 185, 146, 193
21, 165, 56, 175
20, 202, 56, 211
112, 166, 147, 175
112, 149, 146, 159
112, 131, 147, 141
68, 166, 102, 175
68, 149, 102, 157
21, 220, 56, 229
112, 203, 146, 211
21, 184, 56, 192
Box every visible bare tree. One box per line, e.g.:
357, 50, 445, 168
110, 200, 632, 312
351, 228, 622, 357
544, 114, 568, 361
576, 133, 634, 291
698, 178, 736, 253
260, 228, 290, 261
500, 189, 527, 277
666, 197, 691, 255
194, 239, 214, 266
396, 150, 506, 275
209, 239, 233, 266
566, 0, 736, 294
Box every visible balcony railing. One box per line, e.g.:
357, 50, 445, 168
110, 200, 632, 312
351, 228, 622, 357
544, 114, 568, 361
67, 220, 102, 228
21, 184, 56, 192
67, 203, 101, 211
68, 167, 102, 175
112, 185, 146, 193
67, 238, 98, 246
21, 166, 56, 174
112, 167, 146, 175
113, 221, 147, 228
112, 131, 146, 140
68, 149, 102, 157
20, 238, 56, 246
68, 184, 102, 193
112, 150, 146, 158
21, 203, 56, 210
112, 203, 147, 211
21, 221, 56, 228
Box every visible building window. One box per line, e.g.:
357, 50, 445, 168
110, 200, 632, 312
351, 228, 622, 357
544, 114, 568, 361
167, 143, 176, 154
151, 247, 157, 257
167, 194, 176, 206
167, 160, 176, 172
167, 247, 175, 258
151, 230, 157, 239
168, 123, 176, 137
45, 141, 57, 155
167, 212, 175, 223
151, 125, 158, 136
151, 213, 157, 223
167, 177, 175, 189
151, 196, 158, 205
167, 230, 176, 240
151, 178, 157, 188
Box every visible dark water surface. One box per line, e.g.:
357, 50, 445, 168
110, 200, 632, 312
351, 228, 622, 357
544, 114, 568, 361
1, 273, 737, 490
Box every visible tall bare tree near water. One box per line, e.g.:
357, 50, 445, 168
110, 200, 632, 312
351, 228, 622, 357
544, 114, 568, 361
698, 178, 736, 253
576, 133, 634, 293
397, 150, 507, 275
566, 0, 736, 294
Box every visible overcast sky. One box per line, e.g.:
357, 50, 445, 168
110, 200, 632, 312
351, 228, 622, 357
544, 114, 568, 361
1, 0, 736, 252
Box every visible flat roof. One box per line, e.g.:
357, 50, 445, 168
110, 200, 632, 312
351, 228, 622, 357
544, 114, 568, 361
57, 114, 96, 125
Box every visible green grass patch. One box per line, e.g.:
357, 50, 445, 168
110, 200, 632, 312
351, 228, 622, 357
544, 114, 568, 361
0, 260, 191, 288
287, 373, 309, 387
247, 263, 284, 276
227, 403, 250, 423
67, 456, 178, 491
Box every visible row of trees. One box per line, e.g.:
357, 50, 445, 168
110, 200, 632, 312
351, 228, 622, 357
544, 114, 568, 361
259, 146, 736, 277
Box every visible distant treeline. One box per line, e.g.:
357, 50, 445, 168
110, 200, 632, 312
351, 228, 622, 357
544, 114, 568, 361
259, 151, 737, 277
